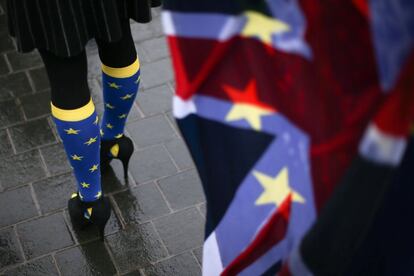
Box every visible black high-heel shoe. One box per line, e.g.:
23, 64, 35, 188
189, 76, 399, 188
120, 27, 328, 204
101, 135, 134, 179
67, 193, 111, 241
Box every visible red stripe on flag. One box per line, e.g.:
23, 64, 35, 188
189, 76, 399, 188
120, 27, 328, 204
221, 195, 292, 276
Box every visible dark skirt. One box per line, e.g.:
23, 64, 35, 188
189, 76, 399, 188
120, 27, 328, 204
6, 0, 162, 57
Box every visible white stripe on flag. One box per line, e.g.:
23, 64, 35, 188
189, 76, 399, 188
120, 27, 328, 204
173, 95, 197, 119
203, 232, 224, 276
359, 123, 407, 166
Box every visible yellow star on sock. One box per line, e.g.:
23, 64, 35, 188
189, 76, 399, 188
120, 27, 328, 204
106, 103, 115, 109
226, 103, 273, 131
253, 167, 305, 207
121, 93, 134, 100
118, 114, 127, 119
134, 75, 141, 84
95, 191, 102, 199
81, 182, 90, 188
106, 123, 114, 129
115, 133, 123, 139
241, 11, 290, 45
108, 82, 122, 89
93, 116, 99, 125
64, 128, 80, 135
89, 164, 99, 173
71, 154, 83, 161
84, 136, 98, 146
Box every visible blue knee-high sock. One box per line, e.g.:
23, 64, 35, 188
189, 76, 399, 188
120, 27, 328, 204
51, 99, 102, 202
101, 57, 140, 140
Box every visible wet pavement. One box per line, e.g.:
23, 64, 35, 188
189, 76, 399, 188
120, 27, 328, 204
0, 4, 205, 275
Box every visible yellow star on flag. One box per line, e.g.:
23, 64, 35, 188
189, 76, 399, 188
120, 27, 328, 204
84, 136, 98, 146
71, 154, 83, 161
121, 93, 134, 100
89, 164, 99, 173
64, 128, 80, 135
106, 123, 114, 129
81, 182, 90, 188
108, 82, 122, 89
118, 114, 127, 119
93, 116, 99, 125
226, 103, 273, 131
115, 133, 123, 139
106, 103, 115, 109
253, 167, 305, 207
241, 11, 290, 45
95, 191, 102, 199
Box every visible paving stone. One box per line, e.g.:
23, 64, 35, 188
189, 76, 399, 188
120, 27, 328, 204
128, 145, 177, 184
136, 84, 172, 116
0, 32, 14, 54
40, 143, 71, 175
0, 227, 24, 269
122, 270, 142, 276
140, 58, 173, 89
33, 173, 76, 214
0, 72, 32, 99
3, 256, 58, 276
153, 208, 204, 255
198, 203, 207, 219
9, 118, 56, 153
20, 91, 50, 119
140, 37, 169, 61
158, 170, 205, 211
0, 54, 9, 76
127, 115, 176, 148
7, 51, 43, 71
106, 223, 168, 273
0, 186, 37, 228
101, 161, 134, 193
29, 67, 50, 92
165, 111, 179, 133
17, 212, 74, 259
86, 49, 101, 79
55, 241, 116, 276
0, 129, 13, 157
89, 78, 103, 104
0, 150, 46, 189
193, 247, 203, 265
0, 99, 24, 128
113, 183, 170, 224
164, 138, 194, 170
131, 19, 164, 43
144, 252, 201, 276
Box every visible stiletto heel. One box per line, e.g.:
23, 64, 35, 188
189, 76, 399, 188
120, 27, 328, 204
68, 193, 111, 241
101, 135, 134, 179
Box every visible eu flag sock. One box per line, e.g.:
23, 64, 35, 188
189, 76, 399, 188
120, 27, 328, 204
51, 99, 102, 202
101, 57, 140, 141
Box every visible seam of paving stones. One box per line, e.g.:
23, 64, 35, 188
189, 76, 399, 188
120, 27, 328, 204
51, 253, 63, 276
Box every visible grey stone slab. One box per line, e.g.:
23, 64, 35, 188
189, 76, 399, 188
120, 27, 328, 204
7, 51, 43, 71
40, 143, 71, 176
106, 223, 168, 273
122, 270, 142, 276
165, 111, 179, 133
0, 150, 46, 189
136, 84, 172, 117
127, 115, 176, 148
0, 186, 38, 228
140, 58, 173, 89
158, 170, 205, 211
17, 212, 74, 259
3, 256, 58, 276
9, 118, 56, 153
193, 247, 203, 265
0, 72, 32, 98
128, 145, 177, 184
198, 203, 206, 219
55, 241, 116, 276
0, 54, 9, 76
89, 78, 103, 105
86, 50, 101, 79
0, 32, 14, 54
144, 253, 201, 276
113, 183, 170, 224
32, 173, 76, 214
101, 161, 134, 193
20, 91, 50, 119
153, 208, 204, 255
130, 19, 164, 43
0, 129, 13, 157
29, 67, 50, 92
140, 37, 169, 62
0, 227, 24, 269
0, 99, 24, 128
164, 138, 194, 170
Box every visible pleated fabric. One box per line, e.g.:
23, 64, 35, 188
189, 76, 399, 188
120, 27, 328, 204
6, 0, 162, 57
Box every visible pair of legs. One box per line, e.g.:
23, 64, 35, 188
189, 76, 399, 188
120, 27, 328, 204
40, 19, 139, 203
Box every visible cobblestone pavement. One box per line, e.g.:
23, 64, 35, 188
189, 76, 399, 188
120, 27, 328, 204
0, 4, 205, 275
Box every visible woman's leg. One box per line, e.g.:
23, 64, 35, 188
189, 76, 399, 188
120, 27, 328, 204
39, 50, 102, 202
96, 19, 140, 141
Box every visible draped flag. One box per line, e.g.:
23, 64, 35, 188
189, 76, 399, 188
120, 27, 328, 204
161, 0, 414, 275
